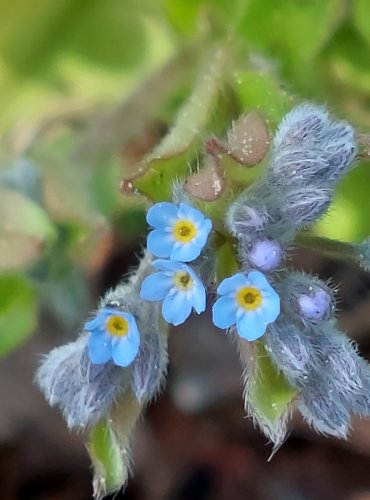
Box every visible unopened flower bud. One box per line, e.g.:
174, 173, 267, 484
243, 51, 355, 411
297, 288, 331, 322
281, 272, 335, 325
248, 239, 283, 272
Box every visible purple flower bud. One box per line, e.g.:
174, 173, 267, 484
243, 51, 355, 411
281, 272, 335, 325
298, 288, 331, 322
248, 239, 283, 272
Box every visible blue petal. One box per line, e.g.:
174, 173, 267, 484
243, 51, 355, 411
212, 296, 237, 329
147, 202, 178, 228
152, 259, 182, 272
170, 242, 200, 262
217, 273, 247, 296
88, 332, 112, 364
193, 218, 212, 249
191, 282, 206, 314
140, 272, 173, 301
177, 203, 204, 223
248, 270, 272, 293
147, 229, 174, 257
84, 309, 113, 332
162, 291, 192, 326
261, 291, 280, 323
84, 316, 103, 331
236, 311, 266, 341
111, 334, 140, 367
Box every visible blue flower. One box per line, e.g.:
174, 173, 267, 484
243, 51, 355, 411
146, 202, 212, 262
212, 271, 280, 341
84, 308, 140, 367
140, 259, 206, 326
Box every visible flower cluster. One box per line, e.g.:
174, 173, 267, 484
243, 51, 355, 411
140, 202, 211, 326
226, 103, 370, 443
36, 103, 369, 499
141, 201, 281, 340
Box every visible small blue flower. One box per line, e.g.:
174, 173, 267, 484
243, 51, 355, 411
140, 259, 206, 326
85, 308, 140, 367
146, 202, 212, 262
212, 271, 280, 341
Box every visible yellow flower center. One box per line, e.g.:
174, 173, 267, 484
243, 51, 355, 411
173, 271, 194, 291
106, 315, 129, 337
236, 286, 263, 311
173, 219, 197, 243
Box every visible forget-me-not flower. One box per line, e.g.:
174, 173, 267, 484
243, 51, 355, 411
140, 259, 206, 326
85, 307, 140, 367
146, 202, 212, 262
212, 271, 280, 341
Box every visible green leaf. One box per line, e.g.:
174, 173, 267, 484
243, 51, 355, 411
164, 0, 247, 36
233, 71, 294, 128
0, 0, 147, 76
0, 186, 56, 270
249, 343, 296, 424
0, 274, 38, 357
89, 420, 126, 499
353, 0, 370, 48
313, 162, 370, 242
63, 0, 147, 70
239, 0, 345, 80
89, 391, 142, 499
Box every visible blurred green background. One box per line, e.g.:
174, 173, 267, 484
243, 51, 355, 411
1, 0, 370, 358
1, 1, 370, 500
1, 0, 370, 357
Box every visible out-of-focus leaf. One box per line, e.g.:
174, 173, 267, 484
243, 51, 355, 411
312, 24, 370, 124
74, 47, 197, 164
63, 1, 147, 70
234, 71, 294, 127
38, 156, 111, 267
353, 0, 370, 49
164, 0, 202, 35
0, 0, 72, 75
0, 274, 38, 357
239, 0, 345, 80
0, 186, 55, 270
164, 0, 246, 36
0, 0, 146, 75
313, 162, 370, 242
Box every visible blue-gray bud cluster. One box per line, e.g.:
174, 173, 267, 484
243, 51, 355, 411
227, 104, 370, 442
227, 103, 357, 259
36, 256, 168, 429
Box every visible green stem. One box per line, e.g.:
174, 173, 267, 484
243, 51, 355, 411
296, 234, 356, 260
